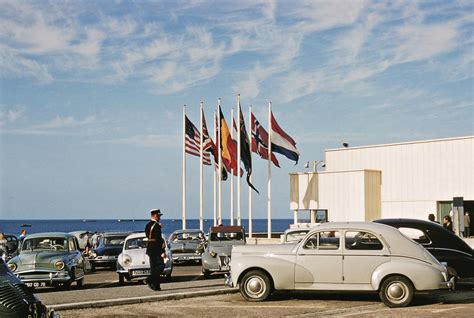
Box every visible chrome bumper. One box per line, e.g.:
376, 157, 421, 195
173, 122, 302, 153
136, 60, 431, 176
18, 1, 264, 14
224, 273, 233, 287
440, 276, 456, 290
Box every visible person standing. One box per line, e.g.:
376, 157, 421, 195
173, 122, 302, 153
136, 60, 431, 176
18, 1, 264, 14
428, 213, 438, 223
145, 209, 165, 291
464, 212, 471, 238
443, 215, 454, 233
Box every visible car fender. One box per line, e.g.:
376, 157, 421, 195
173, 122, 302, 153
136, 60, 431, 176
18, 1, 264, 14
233, 254, 296, 290
371, 257, 445, 291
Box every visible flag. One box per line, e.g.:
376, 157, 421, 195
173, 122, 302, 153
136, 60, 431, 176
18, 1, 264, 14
238, 107, 259, 193
270, 111, 300, 163
185, 115, 211, 165
251, 112, 280, 167
219, 107, 241, 176
202, 110, 227, 180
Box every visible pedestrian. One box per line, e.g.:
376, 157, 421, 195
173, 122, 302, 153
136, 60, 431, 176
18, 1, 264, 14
443, 215, 454, 233
145, 209, 165, 291
428, 213, 438, 223
19, 229, 27, 242
91, 232, 99, 248
464, 212, 470, 238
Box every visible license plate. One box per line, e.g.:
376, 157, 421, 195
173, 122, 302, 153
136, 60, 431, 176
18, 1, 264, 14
25, 282, 47, 288
132, 269, 150, 276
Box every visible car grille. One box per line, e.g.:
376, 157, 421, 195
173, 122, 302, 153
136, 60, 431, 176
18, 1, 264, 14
0, 282, 36, 310
171, 249, 197, 254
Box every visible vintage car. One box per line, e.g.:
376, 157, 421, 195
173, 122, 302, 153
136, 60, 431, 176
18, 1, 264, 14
0, 234, 20, 261
0, 257, 48, 317
202, 225, 246, 278
7, 232, 85, 289
281, 228, 310, 244
168, 229, 206, 264
116, 232, 173, 285
226, 222, 454, 308
374, 218, 474, 280
89, 232, 130, 271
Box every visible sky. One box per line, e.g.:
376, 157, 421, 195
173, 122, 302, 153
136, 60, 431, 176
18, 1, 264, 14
1, 0, 473, 220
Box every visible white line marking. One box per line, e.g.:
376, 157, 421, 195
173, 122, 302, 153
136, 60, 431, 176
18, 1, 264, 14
432, 306, 466, 313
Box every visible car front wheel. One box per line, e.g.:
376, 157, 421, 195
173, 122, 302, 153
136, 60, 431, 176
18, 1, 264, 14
379, 275, 414, 308
240, 270, 272, 302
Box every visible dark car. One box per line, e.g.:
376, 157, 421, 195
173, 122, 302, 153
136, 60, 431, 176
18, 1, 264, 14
374, 218, 474, 280
0, 257, 48, 317
89, 232, 130, 271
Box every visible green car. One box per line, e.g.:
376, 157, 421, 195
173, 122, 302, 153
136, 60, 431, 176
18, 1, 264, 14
7, 232, 85, 289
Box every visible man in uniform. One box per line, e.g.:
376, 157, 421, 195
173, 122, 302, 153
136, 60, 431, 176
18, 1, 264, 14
145, 209, 165, 291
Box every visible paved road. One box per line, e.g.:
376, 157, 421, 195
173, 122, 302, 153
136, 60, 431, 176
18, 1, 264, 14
33, 265, 474, 317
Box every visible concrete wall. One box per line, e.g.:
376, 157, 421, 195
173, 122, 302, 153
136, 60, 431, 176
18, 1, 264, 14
325, 136, 474, 220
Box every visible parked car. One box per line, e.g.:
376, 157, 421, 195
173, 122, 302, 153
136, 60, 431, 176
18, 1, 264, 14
116, 233, 173, 285
0, 234, 20, 261
0, 257, 48, 317
226, 222, 454, 308
374, 218, 474, 280
168, 229, 206, 264
281, 228, 310, 244
202, 225, 246, 278
89, 232, 130, 271
7, 232, 85, 289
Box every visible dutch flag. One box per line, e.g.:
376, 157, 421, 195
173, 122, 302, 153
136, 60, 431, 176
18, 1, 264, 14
270, 111, 300, 164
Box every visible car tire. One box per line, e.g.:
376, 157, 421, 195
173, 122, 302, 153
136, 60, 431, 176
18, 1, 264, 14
202, 269, 211, 278
165, 273, 172, 282
379, 275, 414, 308
76, 278, 84, 288
118, 274, 124, 285
90, 263, 96, 272
240, 270, 273, 302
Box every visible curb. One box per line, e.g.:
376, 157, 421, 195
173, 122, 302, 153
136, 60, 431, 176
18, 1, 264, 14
47, 287, 239, 311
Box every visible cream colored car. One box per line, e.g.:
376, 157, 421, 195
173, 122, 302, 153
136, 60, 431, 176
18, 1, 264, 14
226, 222, 454, 308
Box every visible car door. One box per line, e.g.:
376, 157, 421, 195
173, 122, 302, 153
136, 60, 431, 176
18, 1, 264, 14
295, 230, 343, 288
343, 230, 389, 286
70, 237, 85, 276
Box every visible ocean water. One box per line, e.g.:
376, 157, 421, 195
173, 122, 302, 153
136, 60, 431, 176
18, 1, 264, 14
0, 219, 295, 237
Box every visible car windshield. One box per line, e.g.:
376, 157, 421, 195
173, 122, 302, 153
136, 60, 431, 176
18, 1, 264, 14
125, 237, 147, 250
102, 236, 126, 245
21, 237, 68, 251
170, 232, 204, 242
285, 231, 308, 243
209, 231, 243, 241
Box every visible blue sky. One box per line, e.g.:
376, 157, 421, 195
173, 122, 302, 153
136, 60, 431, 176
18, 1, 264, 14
1, 0, 473, 220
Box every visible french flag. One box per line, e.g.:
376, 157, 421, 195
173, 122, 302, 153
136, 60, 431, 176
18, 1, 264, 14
270, 111, 300, 164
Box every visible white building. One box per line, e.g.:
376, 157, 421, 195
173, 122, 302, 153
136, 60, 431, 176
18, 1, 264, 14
290, 136, 474, 225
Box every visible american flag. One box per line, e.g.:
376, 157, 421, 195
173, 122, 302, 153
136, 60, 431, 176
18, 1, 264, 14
185, 115, 211, 165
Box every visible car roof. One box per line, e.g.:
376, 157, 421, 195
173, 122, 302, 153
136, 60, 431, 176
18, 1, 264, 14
374, 218, 473, 253
171, 229, 203, 234
24, 232, 73, 239
101, 232, 131, 237
125, 232, 167, 240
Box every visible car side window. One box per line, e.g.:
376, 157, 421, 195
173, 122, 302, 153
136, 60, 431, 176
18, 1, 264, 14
345, 231, 383, 250
398, 227, 431, 245
303, 231, 340, 250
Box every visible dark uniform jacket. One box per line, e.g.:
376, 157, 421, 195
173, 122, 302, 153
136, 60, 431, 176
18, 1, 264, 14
145, 220, 164, 256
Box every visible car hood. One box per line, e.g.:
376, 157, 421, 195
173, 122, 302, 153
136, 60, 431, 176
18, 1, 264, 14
10, 251, 68, 267
94, 245, 123, 255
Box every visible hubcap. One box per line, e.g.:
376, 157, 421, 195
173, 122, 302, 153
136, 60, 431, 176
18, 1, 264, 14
387, 282, 407, 302
246, 276, 265, 297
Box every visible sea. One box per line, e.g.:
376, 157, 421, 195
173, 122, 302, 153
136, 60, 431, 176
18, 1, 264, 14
0, 219, 296, 237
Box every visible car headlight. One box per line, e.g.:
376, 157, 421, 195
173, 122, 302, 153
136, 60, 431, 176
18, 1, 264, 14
209, 250, 217, 257
55, 261, 65, 270
223, 256, 231, 266
8, 263, 17, 272
123, 254, 132, 267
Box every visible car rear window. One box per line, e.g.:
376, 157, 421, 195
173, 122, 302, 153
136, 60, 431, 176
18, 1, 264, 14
398, 227, 431, 244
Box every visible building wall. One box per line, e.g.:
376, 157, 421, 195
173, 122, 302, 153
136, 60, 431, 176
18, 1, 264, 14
324, 136, 474, 220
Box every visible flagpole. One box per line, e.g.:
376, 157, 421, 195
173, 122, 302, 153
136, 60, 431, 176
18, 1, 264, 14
182, 105, 187, 230
213, 109, 217, 227
267, 102, 272, 238
199, 101, 204, 231
230, 108, 234, 226
237, 94, 241, 226
218, 98, 222, 225
248, 105, 253, 238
